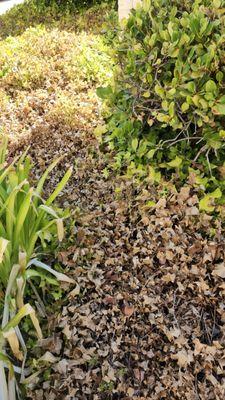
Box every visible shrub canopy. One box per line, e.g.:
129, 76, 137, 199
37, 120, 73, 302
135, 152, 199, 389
41, 0, 114, 10
100, 0, 225, 194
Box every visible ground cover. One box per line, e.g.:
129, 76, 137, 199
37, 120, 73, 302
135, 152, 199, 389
0, 1, 225, 399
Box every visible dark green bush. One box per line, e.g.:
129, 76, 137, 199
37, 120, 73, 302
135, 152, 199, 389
39, 0, 115, 11
99, 0, 225, 195
0, 0, 115, 38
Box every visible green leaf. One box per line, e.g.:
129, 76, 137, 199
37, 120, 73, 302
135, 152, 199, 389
186, 81, 195, 93
131, 138, 138, 151
216, 71, 223, 82
218, 95, 225, 104
181, 102, 189, 112
146, 149, 156, 159
96, 86, 112, 100
205, 80, 217, 93
212, 103, 225, 115
155, 84, 164, 98
167, 156, 182, 168
189, 17, 200, 35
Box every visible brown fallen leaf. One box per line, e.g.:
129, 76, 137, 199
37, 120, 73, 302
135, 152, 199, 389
134, 368, 144, 382
69, 283, 80, 298
73, 368, 86, 380
212, 263, 225, 278
172, 349, 194, 368
40, 352, 59, 363
122, 304, 135, 317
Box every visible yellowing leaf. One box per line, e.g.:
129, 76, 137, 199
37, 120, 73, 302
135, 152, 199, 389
143, 90, 150, 98
0, 238, 9, 263
3, 328, 23, 361
131, 138, 138, 151
167, 156, 182, 168
56, 218, 64, 242
181, 102, 189, 112
213, 103, 225, 115
94, 125, 107, 138
146, 149, 155, 159
146, 200, 156, 207
147, 118, 154, 126
199, 188, 222, 212
186, 81, 195, 93
219, 130, 225, 139
155, 84, 164, 98
213, 0, 221, 8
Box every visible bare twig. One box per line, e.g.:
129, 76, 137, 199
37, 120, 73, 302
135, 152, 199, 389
193, 144, 208, 162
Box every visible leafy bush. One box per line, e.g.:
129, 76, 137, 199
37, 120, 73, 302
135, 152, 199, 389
0, 25, 113, 138
99, 0, 225, 195
0, 0, 115, 38
0, 137, 73, 399
40, 0, 115, 10
0, 27, 112, 90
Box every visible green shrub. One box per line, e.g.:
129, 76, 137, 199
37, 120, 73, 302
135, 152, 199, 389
99, 0, 225, 195
0, 0, 115, 39
0, 137, 73, 398
40, 0, 115, 10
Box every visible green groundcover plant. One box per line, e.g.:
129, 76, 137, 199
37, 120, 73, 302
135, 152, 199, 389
98, 0, 225, 203
0, 137, 73, 400
0, 0, 116, 39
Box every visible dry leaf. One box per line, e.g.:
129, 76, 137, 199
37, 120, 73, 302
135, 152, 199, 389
122, 304, 135, 317
212, 263, 225, 278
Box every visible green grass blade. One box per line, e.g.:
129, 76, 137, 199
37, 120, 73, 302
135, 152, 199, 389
0, 220, 6, 237
0, 186, 7, 202
46, 167, 73, 206
34, 157, 62, 206
2, 304, 35, 332
13, 188, 33, 253
29, 167, 72, 243
16, 147, 30, 169
0, 157, 19, 188
2, 264, 20, 328
6, 190, 17, 241
0, 136, 8, 166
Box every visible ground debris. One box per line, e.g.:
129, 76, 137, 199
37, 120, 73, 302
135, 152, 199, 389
27, 151, 225, 399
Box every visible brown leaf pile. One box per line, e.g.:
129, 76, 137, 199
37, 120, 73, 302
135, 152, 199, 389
26, 131, 225, 399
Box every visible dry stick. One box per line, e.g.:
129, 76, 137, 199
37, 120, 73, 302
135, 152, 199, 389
193, 144, 208, 162
167, 136, 203, 148
206, 148, 212, 177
